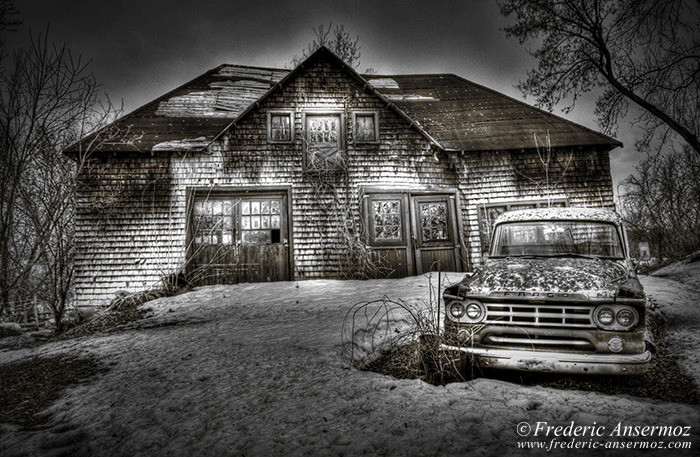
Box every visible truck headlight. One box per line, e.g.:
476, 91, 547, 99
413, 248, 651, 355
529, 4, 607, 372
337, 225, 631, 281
616, 308, 638, 327
446, 300, 485, 323
466, 302, 483, 320
448, 302, 465, 319
595, 307, 615, 326
594, 305, 639, 330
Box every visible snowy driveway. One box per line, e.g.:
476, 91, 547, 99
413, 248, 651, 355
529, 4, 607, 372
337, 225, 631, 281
1, 272, 699, 456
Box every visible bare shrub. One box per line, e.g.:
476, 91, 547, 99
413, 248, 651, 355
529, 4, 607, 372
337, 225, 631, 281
340, 273, 477, 385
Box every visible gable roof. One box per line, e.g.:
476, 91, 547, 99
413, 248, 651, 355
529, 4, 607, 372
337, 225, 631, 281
365, 74, 621, 151
66, 47, 620, 155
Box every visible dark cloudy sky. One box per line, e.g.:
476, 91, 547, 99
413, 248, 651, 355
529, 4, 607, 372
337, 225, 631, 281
6, 0, 642, 191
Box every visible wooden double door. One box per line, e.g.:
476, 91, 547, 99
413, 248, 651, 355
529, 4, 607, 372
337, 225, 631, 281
187, 190, 290, 285
364, 192, 463, 277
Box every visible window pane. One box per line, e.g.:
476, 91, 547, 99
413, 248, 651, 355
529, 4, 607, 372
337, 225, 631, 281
251, 201, 260, 215
251, 216, 260, 229
202, 201, 213, 216
271, 200, 280, 214
271, 215, 280, 229
241, 216, 250, 230
420, 202, 448, 241
241, 201, 250, 215
372, 200, 402, 240
213, 201, 223, 215
261, 200, 270, 214
271, 114, 291, 141
261, 216, 270, 229
356, 114, 376, 141
306, 115, 342, 170
243, 230, 271, 244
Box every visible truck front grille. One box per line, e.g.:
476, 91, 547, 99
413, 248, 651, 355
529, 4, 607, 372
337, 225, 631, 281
484, 303, 595, 328
483, 332, 595, 351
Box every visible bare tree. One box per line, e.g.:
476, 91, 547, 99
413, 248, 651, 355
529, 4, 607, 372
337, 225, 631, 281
0, 30, 117, 327
499, 0, 700, 155
620, 146, 700, 260
291, 22, 362, 68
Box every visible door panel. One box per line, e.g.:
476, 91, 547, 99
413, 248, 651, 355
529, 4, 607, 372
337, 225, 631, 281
411, 195, 459, 274
364, 194, 413, 278
365, 192, 461, 277
189, 192, 290, 285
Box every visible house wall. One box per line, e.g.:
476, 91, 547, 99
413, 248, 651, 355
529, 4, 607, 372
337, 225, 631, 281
73, 55, 459, 307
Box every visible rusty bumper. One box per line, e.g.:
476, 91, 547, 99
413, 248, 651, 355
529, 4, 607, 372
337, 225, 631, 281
439, 344, 652, 375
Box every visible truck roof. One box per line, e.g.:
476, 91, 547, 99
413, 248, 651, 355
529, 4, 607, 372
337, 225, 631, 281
495, 207, 623, 224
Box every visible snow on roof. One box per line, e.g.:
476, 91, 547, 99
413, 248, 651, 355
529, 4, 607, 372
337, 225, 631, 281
495, 207, 623, 224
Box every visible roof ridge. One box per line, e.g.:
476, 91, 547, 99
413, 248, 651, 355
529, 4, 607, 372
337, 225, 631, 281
218, 63, 289, 72
362, 73, 460, 78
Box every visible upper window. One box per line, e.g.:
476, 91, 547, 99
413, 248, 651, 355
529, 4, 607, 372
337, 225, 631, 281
304, 113, 344, 171
352, 112, 379, 143
477, 199, 568, 253
267, 112, 294, 143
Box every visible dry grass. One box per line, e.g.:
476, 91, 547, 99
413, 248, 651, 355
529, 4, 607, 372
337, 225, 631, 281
340, 272, 477, 385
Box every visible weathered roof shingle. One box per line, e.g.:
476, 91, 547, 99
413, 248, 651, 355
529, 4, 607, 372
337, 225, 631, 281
67, 47, 620, 155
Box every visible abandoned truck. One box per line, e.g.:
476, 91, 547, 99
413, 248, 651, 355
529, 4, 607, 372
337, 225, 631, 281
440, 207, 653, 375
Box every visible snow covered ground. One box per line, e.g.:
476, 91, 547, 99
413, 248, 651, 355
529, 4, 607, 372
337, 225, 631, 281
646, 260, 700, 382
1, 269, 699, 457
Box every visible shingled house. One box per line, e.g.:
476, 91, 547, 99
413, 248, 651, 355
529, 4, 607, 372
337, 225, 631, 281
68, 47, 620, 307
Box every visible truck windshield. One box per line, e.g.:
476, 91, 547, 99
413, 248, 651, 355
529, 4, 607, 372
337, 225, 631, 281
491, 221, 624, 259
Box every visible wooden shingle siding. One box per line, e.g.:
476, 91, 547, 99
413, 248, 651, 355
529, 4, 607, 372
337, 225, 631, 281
74, 154, 181, 306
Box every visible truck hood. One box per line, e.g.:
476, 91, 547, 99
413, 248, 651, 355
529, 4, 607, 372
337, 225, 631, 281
459, 257, 637, 299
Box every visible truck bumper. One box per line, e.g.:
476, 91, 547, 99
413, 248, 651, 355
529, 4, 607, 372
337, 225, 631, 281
439, 344, 652, 375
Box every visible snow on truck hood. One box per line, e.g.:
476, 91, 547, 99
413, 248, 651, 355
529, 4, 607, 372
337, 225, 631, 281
460, 257, 632, 299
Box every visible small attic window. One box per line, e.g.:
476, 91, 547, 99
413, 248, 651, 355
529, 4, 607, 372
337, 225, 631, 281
267, 111, 294, 143
352, 112, 379, 143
